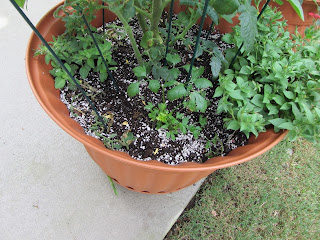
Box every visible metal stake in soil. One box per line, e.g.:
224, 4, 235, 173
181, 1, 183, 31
164, 0, 175, 66
102, 1, 105, 33
10, 0, 109, 132
186, 0, 210, 83
79, 8, 119, 91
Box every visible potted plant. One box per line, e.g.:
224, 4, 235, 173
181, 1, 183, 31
13, 0, 319, 193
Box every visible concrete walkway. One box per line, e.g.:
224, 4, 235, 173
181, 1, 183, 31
0, 1, 204, 239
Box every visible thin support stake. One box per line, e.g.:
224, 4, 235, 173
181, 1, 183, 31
80, 9, 119, 91
186, 0, 210, 83
102, 1, 105, 33
164, 0, 175, 66
205, 21, 214, 40
9, 0, 109, 131
229, 0, 272, 68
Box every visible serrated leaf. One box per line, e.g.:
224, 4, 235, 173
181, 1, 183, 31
167, 84, 187, 101
166, 53, 181, 66
193, 78, 213, 89
133, 66, 147, 78
149, 80, 160, 93
127, 82, 140, 97
190, 92, 208, 113
207, 7, 219, 25
210, 56, 222, 78
238, 4, 257, 52
121, 0, 136, 20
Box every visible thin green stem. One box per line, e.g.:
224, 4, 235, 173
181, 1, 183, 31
151, 0, 164, 45
134, 5, 151, 19
114, 10, 143, 65
134, 1, 149, 33
170, 15, 199, 46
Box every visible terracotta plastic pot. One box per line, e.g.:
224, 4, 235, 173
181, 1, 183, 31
217, 0, 320, 36
26, 1, 287, 194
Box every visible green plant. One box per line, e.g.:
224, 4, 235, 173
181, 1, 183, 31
24, 0, 318, 154
214, 5, 320, 142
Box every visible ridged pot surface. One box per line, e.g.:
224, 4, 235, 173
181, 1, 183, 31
26, 1, 287, 194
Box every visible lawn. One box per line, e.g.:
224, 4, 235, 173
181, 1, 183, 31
165, 138, 320, 239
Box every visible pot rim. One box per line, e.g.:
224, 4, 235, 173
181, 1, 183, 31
26, 0, 288, 173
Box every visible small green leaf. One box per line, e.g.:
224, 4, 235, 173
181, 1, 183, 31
149, 80, 160, 93
193, 78, 213, 89
166, 53, 181, 66
133, 66, 147, 78
190, 92, 208, 113
278, 122, 295, 130
272, 95, 285, 105
14, 0, 26, 8
54, 77, 66, 89
141, 31, 154, 49
229, 90, 244, 100
167, 84, 187, 101
251, 94, 264, 107
210, 56, 222, 78
283, 91, 295, 99
79, 66, 89, 79
227, 120, 240, 130
45, 54, 51, 65
269, 118, 287, 128
127, 82, 140, 97
213, 87, 223, 98
211, 0, 240, 15
301, 103, 314, 123
87, 58, 95, 68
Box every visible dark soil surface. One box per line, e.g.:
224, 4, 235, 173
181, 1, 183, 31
60, 18, 248, 165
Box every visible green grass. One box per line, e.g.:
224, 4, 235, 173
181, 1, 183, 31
166, 138, 320, 239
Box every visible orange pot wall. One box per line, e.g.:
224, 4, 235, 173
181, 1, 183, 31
26, 1, 287, 194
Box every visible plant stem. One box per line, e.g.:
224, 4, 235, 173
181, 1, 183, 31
134, 0, 149, 33
151, 0, 164, 45
170, 14, 199, 46
115, 10, 143, 65
134, 5, 151, 19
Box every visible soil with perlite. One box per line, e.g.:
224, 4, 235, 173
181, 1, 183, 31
59, 18, 248, 165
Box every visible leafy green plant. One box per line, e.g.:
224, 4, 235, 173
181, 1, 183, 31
29, 0, 318, 154
215, 5, 320, 142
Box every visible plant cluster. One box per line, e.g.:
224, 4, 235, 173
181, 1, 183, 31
29, 0, 320, 153
215, 6, 320, 142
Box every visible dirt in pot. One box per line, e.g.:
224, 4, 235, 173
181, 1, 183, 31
59, 17, 248, 165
